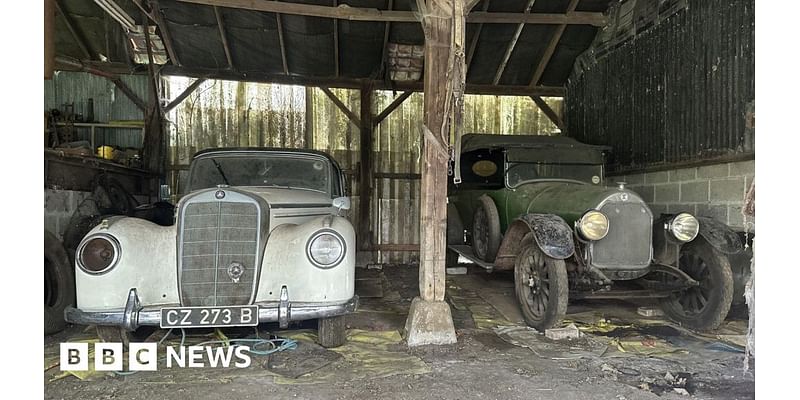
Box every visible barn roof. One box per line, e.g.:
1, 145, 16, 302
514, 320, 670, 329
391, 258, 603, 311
53, 0, 614, 95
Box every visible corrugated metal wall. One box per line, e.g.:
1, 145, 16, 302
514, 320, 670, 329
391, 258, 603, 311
165, 78, 561, 263
44, 71, 148, 148
565, 0, 755, 173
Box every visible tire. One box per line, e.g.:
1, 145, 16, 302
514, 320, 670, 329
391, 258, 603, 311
317, 316, 347, 348
471, 195, 502, 262
514, 234, 568, 331
659, 240, 734, 331
45, 231, 75, 335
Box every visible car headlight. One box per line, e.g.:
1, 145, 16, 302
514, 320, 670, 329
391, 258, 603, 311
77, 233, 121, 274
307, 231, 345, 268
667, 213, 699, 242
576, 210, 610, 241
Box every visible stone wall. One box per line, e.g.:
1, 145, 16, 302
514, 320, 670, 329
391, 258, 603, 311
613, 160, 754, 230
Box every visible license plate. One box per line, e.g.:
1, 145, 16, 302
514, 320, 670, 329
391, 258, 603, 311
160, 305, 258, 328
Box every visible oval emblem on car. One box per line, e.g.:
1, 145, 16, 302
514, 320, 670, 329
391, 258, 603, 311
227, 262, 244, 283
215, 190, 226, 199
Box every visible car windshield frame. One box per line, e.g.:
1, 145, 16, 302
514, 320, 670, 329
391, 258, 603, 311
186, 152, 339, 195
503, 154, 605, 189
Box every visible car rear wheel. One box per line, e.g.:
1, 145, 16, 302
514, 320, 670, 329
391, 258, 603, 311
659, 240, 734, 331
317, 316, 346, 348
471, 195, 501, 262
514, 235, 568, 331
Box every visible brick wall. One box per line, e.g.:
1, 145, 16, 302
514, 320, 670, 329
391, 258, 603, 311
613, 160, 754, 230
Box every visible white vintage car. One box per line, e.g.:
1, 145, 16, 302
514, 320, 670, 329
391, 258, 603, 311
65, 148, 357, 347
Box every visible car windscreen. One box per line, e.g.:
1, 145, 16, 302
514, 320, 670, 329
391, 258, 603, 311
187, 154, 331, 193
506, 162, 603, 188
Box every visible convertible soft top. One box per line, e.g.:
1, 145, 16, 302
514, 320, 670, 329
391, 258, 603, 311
460, 134, 611, 154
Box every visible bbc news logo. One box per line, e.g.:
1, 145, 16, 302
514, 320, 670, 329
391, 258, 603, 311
60, 343, 252, 371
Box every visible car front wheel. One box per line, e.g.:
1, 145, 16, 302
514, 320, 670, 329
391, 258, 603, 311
514, 235, 568, 331
659, 240, 734, 331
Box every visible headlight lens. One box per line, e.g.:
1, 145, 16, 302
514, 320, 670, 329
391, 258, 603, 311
668, 213, 699, 242
576, 210, 610, 241
307, 231, 345, 268
77, 234, 120, 274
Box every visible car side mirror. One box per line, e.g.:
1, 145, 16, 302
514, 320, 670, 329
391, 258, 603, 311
332, 196, 351, 211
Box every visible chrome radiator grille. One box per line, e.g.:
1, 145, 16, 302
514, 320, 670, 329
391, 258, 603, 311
591, 201, 652, 269
180, 201, 259, 306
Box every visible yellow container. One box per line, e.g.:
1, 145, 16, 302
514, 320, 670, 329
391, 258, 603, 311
96, 146, 115, 160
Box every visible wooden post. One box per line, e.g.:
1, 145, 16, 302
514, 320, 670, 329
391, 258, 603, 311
403, 0, 462, 347
305, 87, 314, 149
359, 85, 374, 251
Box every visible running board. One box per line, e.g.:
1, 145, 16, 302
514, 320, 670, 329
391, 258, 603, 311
448, 245, 494, 272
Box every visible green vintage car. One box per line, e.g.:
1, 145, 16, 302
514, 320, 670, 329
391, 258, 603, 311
447, 134, 742, 332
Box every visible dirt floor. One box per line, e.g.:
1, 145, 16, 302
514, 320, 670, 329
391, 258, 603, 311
44, 264, 755, 400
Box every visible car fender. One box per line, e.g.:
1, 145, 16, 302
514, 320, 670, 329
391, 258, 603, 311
514, 213, 575, 260
696, 216, 744, 254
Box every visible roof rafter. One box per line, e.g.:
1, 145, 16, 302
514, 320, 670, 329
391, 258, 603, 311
165, 78, 207, 113
55, 0, 93, 60
530, 95, 563, 130
151, 0, 182, 66
465, 0, 490, 78
213, 6, 235, 70
175, 0, 606, 26
374, 90, 413, 126
493, 0, 536, 85
528, 0, 579, 86
276, 13, 289, 74
333, 0, 340, 77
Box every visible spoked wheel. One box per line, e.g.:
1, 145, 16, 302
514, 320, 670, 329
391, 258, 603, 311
659, 240, 733, 331
471, 195, 501, 262
514, 235, 568, 331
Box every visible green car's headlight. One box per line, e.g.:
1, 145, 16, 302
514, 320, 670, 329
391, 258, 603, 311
576, 210, 609, 241
668, 213, 699, 242
307, 230, 346, 268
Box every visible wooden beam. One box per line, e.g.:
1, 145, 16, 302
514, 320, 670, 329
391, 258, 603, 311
276, 13, 289, 74
305, 86, 314, 148
165, 78, 207, 113
214, 6, 235, 70
358, 86, 374, 251
465, 0, 490, 78
161, 65, 565, 96
176, 0, 606, 26
374, 91, 413, 126
333, 0, 339, 77
55, 0, 92, 60
319, 87, 361, 128
493, 0, 536, 85
529, 0, 579, 86
530, 95, 563, 130
112, 78, 147, 111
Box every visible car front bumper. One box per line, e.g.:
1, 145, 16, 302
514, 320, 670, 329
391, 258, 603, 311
64, 287, 358, 331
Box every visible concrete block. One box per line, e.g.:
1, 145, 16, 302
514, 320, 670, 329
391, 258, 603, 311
645, 171, 669, 184
745, 175, 754, 190
404, 297, 457, 347
697, 163, 729, 179
630, 185, 654, 203
728, 205, 746, 229
696, 204, 728, 223
710, 177, 745, 202
654, 183, 680, 203
669, 167, 697, 182
680, 181, 709, 202
545, 324, 581, 340
45, 216, 59, 238
667, 204, 696, 215
446, 267, 467, 275
728, 160, 755, 177
649, 204, 668, 217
